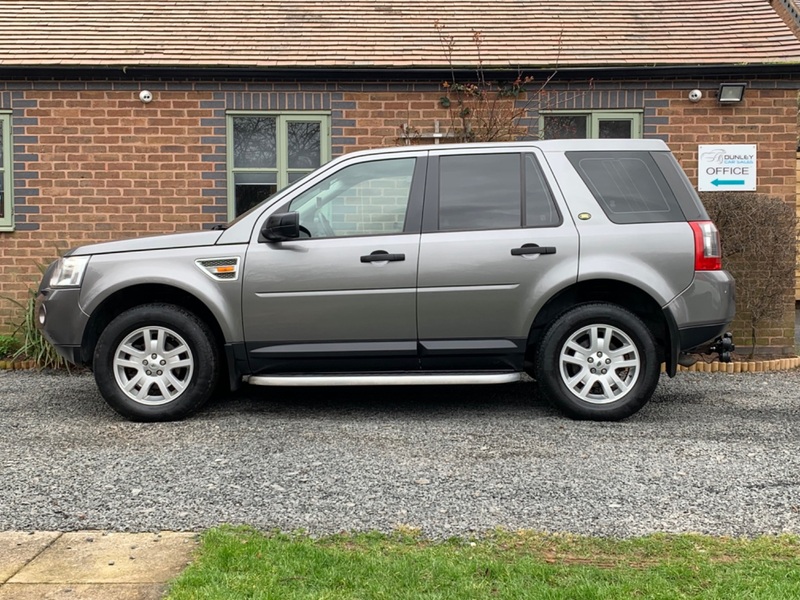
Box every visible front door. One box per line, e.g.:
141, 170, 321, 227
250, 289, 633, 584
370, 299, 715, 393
241, 154, 426, 374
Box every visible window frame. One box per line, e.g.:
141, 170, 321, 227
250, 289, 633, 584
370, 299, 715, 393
539, 110, 643, 140
0, 112, 13, 232
226, 111, 331, 220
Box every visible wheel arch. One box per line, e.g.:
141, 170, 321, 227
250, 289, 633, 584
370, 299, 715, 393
525, 279, 673, 372
80, 284, 227, 368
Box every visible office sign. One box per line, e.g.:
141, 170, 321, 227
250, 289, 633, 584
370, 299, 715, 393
698, 144, 756, 191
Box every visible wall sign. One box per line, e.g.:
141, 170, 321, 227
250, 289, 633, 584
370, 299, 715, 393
697, 144, 757, 191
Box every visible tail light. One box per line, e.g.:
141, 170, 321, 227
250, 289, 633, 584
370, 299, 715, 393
689, 221, 722, 271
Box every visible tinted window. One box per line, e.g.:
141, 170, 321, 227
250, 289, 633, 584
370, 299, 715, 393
524, 154, 561, 227
439, 154, 521, 230
567, 151, 685, 224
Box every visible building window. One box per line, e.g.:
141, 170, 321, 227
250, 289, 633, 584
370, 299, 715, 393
541, 111, 642, 140
227, 112, 330, 218
0, 113, 13, 231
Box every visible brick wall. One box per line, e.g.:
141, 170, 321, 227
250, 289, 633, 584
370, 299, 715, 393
0, 76, 798, 353
797, 151, 800, 303
649, 85, 798, 353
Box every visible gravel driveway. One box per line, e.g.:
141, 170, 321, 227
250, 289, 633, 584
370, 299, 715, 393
1, 369, 798, 538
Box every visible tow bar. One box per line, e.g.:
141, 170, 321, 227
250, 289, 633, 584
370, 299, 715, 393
709, 332, 735, 363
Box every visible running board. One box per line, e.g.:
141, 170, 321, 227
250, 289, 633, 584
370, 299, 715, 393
245, 373, 521, 387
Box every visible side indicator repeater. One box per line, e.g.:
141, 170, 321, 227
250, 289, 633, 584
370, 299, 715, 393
196, 257, 240, 281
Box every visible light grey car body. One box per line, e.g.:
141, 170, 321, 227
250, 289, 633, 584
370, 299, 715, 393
37, 139, 735, 421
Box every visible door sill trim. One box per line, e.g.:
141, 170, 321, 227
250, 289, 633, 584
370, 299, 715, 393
245, 373, 521, 387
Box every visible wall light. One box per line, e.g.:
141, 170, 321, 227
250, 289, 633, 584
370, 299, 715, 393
717, 83, 746, 103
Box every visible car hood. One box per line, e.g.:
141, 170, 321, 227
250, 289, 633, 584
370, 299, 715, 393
67, 230, 223, 256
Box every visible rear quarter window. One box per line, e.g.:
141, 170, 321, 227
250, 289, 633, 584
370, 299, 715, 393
566, 151, 685, 224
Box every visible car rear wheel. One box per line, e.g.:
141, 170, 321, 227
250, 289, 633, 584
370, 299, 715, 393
535, 303, 659, 421
93, 303, 219, 422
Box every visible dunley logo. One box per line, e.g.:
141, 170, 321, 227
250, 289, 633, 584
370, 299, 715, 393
700, 148, 754, 164
700, 148, 726, 165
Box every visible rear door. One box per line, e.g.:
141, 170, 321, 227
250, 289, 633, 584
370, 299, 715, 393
416, 147, 579, 371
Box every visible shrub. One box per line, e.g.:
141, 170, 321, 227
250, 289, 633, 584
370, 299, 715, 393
700, 191, 797, 356
0, 334, 20, 359
5, 288, 70, 369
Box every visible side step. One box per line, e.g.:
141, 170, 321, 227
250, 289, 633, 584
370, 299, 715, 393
245, 373, 521, 387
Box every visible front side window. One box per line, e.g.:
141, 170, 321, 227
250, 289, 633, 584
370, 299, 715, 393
437, 153, 561, 231
287, 158, 416, 238
228, 113, 330, 218
542, 111, 642, 140
0, 114, 12, 231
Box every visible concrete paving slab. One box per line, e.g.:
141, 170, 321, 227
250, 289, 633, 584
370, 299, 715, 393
8, 531, 198, 585
0, 531, 61, 582
0, 583, 166, 600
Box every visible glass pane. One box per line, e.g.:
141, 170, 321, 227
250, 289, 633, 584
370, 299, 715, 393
567, 151, 684, 224
598, 120, 633, 139
233, 117, 276, 168
439, 154, 521, 231
289, 158, 415, 237
287, 171, 311, 184
524, 155, 559, 227
287, 122, 321, 169
543, 115, 587, 139
0, 121, 4, 163
234, 172, 277, 216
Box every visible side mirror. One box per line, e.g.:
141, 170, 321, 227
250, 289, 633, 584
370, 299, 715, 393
261, 212, 300, 242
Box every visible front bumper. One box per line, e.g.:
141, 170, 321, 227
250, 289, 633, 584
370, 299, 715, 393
35, 287, 90, 366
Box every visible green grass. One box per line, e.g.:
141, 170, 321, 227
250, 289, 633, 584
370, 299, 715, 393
166, 526, 800, 599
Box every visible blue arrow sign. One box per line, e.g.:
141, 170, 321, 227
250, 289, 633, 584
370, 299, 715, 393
711, 178, 745, 186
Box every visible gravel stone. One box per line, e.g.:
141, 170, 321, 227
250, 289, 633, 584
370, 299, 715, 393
1, 369, 799, 538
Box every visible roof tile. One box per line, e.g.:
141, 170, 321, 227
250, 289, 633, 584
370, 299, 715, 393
0, 1, 797, 69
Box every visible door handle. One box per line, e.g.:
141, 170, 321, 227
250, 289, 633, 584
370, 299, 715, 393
361, 250, 406, 263
511, 244, 557, 256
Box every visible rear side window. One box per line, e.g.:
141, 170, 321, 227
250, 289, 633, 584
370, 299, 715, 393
567, 151, 685, 224
437, 153, 561, 231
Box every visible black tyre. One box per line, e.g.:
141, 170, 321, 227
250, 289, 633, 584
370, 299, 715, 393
93, 303, 219, 422
535, 303, 659, 421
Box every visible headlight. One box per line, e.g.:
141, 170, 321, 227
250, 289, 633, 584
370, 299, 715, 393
49, 256, 90, 288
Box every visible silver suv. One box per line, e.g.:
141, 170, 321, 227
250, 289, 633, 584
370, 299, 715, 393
36, 140, 735, 422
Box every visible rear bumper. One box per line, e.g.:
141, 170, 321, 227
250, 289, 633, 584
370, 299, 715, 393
678, 322, 731, 353
663, 270, 735, 375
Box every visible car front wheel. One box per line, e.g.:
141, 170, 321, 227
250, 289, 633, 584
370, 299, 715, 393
535, 303, 660, 421
93, 303, 219, 421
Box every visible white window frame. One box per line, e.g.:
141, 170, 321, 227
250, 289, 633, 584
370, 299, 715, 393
226, 111, 331, 219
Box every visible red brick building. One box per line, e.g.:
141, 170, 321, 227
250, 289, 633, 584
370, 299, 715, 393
1, 0, 799, 350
